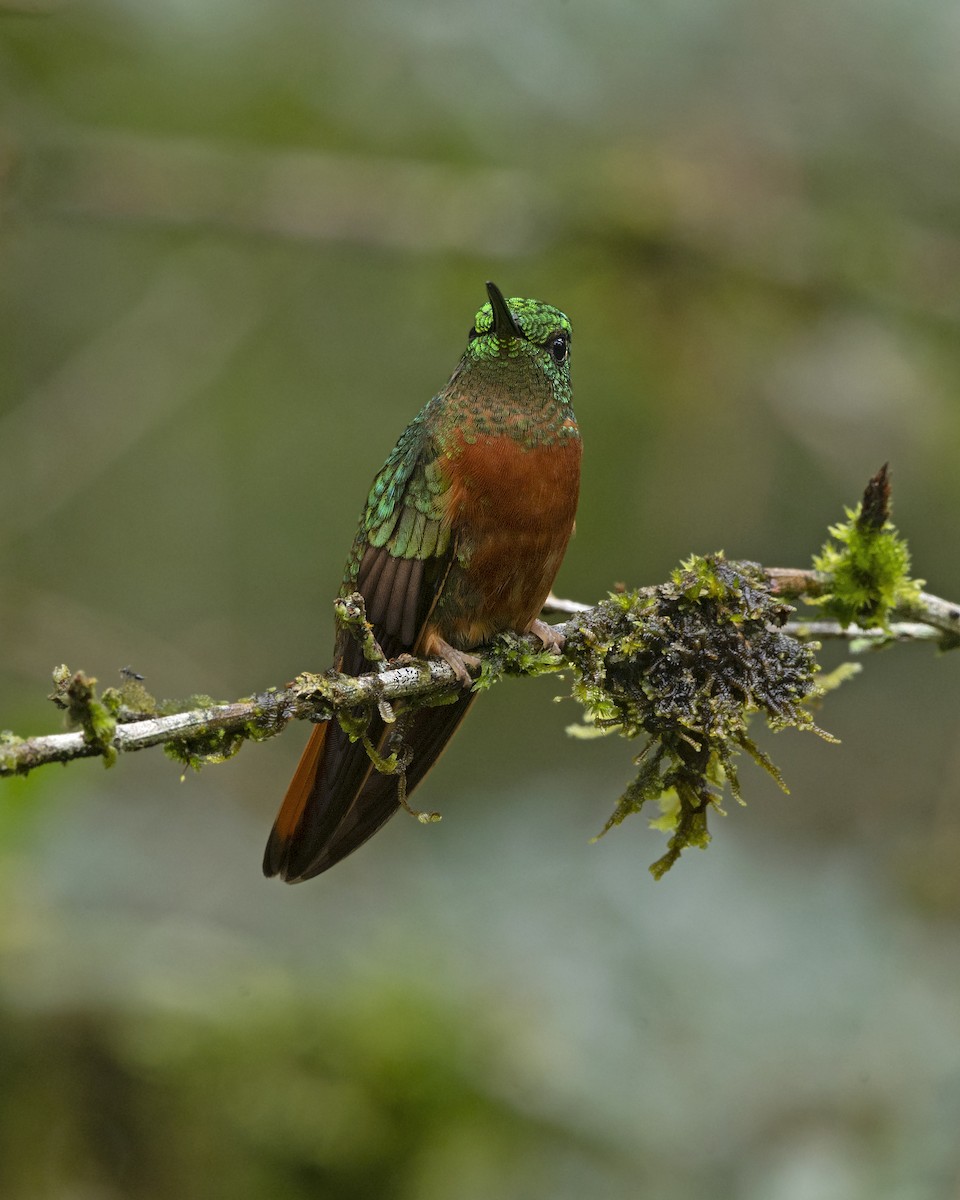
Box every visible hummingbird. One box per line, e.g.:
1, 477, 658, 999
263, 282, 581, 882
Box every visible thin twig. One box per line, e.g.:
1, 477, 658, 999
782, 621, 940, 642
766, 568, 960, 640
543, 592, 591, 615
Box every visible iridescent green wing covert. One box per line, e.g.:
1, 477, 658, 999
344, 400, 454, 661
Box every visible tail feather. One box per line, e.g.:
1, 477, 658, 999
262, 717, 376, 881
263, 692, 476, 883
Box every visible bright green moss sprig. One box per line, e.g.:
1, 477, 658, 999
564, 555, 832, 878
473, 632, 567, 692
811, 463, 922, 628
49, 665, 119, 767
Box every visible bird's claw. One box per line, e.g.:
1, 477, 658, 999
436, 642, 481, 688
529, 618, 565, 654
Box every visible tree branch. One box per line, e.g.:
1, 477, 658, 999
765, 568, 960, 641
2, 566, 957, 779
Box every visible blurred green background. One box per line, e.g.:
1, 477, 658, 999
2, 1, 960, 1197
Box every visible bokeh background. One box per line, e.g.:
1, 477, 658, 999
2, 1, 960, 1197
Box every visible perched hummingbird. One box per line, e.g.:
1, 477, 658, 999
264, 283, 580, 882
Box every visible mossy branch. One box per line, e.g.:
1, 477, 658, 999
2, 570, 955, 778
2, 467, 958, 876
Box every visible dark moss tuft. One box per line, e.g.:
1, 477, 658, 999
565, 555, 831, 877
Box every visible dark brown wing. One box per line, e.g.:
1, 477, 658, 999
263, 539, 473, 882
263, 425, 470, 882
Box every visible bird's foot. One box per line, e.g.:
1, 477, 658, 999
529, 618, 565, 654
432, 638, 481, 688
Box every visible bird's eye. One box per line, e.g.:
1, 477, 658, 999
549, 333, 569, 365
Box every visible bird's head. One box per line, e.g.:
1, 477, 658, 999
464, 281, 572, 390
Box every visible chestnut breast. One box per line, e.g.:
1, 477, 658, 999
436, 428, 581, 645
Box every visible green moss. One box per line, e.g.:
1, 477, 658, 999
49, 666, 118, 767
473, 632, 565, 693
164, 728, 246, 772
102, 676, 163, 722
0, 731, 25, 774
335, 593, 388, 666
811, 465, 922, 628
565, 555, 833, 878
163, 700, 287, 773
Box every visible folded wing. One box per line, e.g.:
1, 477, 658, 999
263, 418, 475, 882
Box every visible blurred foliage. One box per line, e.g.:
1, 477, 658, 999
0, 993, 636, 1200
2, 0, 960, 1196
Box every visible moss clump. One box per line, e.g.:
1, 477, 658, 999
565, 555, 831, 878
335, 593, 389, 667
811, 463, 922, 628
473, 633, 566, 692
49, 666, 118, 767
102, 675, 163, 723
0, 731, 25, 774
163, 699, 286, 773
163, 727, 248, 772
